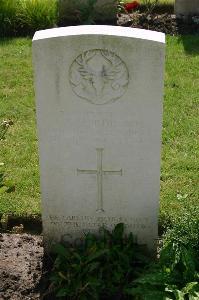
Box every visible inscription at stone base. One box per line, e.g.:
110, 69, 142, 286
47, 215, 153, 245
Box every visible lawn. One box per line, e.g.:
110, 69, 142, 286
0, 36, 198, 227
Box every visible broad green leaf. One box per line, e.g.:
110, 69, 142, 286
58, 272, 67, 280
173, 289, 185, 300
142, 290, 168, 300
160, 243, 180, 270
112, 223, 124, 240
52, 243, 70, 258
79, 295, 89, 300
50, 273, 60, 282
125, 287, 167, 299
86, 244, 97, 256
56, 287, 69, 297
85, 249, 108, 263
125, 287, 142, 296
181, 247, 196, 280
87, 262, 100, 273
100, 227, 111, 243
73, 252, 82, 262
134, 270, 169, 285
182, 282, 199, 300
188, 294, 199, 300
182, 282, 199, 293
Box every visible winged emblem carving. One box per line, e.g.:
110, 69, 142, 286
69, 49, 129, 105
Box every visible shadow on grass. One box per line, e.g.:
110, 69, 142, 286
0, 37, 18, 46
175, 17, 199, 55
0, 213, 42, 234
178, 34, 199, 55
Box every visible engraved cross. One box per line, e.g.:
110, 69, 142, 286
77, 148, 122, 212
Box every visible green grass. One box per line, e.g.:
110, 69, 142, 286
0, 36, 198, 227
0, 38, 40, 215
160, 36, 199, 227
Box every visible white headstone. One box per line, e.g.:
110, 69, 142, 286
33, 25, 165, 251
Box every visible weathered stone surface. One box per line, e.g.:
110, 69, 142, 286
33, 26, 165, 251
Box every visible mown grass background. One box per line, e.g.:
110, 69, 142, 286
0, 38, 40, 215
0, 36, 198, 228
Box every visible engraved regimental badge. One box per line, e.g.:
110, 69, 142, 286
69, 49, 129, 105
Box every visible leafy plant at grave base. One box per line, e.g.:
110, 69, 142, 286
125, 245, 199, 299
126, 244, 199, 299
49, 223, 150, 299
48, 214, 199, 300
16, 0, 58, 36
125, 208, 199, 300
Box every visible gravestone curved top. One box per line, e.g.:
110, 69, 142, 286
33, 25, 165, 43
33, 25, 165, 252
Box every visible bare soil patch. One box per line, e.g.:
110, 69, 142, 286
0, 233, 44, 300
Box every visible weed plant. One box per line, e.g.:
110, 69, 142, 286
127, 242, 199, 299
49, 223, 150, 299
128, 209, 199, 299
0, 120, 13, 140
48, 223, 199, 299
